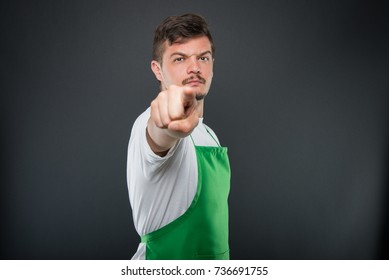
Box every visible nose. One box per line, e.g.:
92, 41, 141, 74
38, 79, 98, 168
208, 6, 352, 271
187, 57, 201, 74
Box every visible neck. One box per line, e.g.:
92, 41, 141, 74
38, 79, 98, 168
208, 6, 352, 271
197, 100, 204, 117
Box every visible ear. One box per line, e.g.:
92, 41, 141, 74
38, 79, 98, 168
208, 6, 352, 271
151, 60, 163, 82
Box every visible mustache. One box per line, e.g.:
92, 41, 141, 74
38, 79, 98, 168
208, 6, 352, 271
182, 75, 206, 85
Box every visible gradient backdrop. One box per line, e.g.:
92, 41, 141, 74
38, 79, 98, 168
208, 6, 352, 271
1, 0, 388, 259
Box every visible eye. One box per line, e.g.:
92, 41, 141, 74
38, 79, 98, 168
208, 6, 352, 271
174, 57, 185, 62
199, 56, 210, 62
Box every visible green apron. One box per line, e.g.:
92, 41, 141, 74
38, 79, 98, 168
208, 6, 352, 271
141, 133, 231, 260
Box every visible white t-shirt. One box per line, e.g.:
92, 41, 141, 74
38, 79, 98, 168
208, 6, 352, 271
126, 108, 220, 259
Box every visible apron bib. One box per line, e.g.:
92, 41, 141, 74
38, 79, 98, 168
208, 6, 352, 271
141, 134, 231, 260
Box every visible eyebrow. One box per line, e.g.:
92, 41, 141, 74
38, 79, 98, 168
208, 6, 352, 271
170, 51, 213, 58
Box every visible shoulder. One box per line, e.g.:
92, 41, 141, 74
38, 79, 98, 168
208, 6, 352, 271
131, 108, 150, 133
202, 123, 219, 139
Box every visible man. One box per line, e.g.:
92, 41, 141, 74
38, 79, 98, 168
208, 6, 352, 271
127, 13, 230, 260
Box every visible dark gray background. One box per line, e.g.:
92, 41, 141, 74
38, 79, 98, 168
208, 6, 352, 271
1, 0, 388, 259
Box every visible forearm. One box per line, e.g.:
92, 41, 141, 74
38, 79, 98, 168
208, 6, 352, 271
146, 117, 179, 156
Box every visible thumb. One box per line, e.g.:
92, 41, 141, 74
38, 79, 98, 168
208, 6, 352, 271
168, 107, 199, 135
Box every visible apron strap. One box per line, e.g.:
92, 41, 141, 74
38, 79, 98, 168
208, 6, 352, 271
204, 126, 221, 147
189, 125, 220, 147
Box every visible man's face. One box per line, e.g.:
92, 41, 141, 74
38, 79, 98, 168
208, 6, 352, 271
151, 36, 214, 99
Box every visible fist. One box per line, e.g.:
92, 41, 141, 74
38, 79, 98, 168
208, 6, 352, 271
150, 85, 201, 138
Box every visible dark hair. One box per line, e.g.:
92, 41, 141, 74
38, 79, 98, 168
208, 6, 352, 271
152, 13, 215, 63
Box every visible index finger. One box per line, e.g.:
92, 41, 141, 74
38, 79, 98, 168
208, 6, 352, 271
181, 86, 198, 101
182, 86, 205, 101
183, 85, 208, 100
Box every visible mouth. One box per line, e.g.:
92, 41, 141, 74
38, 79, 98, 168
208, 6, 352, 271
186, 80, 203, 86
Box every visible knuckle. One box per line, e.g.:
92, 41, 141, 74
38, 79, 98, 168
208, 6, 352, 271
157, 90, 167, 101
150, 99, 157, 108
169, 110, 183, 120
161, 117, 170, 128
156, 122, 164, 128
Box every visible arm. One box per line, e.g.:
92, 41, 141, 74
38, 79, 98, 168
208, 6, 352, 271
147, 85, 202, 157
